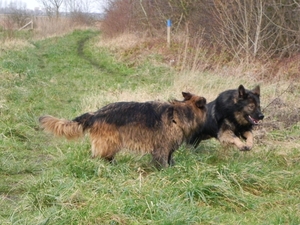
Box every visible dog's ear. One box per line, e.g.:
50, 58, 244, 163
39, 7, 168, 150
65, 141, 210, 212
182, 92, 192, 100
238, 85, 247, 98
252, 85, 260, 96
195, 97, 206, 109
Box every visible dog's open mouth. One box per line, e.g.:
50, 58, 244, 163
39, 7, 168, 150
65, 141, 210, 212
248, 115, 260, 125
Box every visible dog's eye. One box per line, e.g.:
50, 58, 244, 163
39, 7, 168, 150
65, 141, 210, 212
248, 105, 255, 110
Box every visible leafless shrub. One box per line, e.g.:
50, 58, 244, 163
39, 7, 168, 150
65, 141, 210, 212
103, 0, 300, 62
0, 1, 30, 39
5, 1, 30, 28
211, 0, 300, 62
101, 0, 134, 37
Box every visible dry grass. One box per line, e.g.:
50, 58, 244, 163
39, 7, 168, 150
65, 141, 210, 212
81, 68, 297, 109
32, 16, 90, 40
95, 32, 299, 83
0, 14, 95, 49
80, 88, 163, 112
87, 32, 296, 104
95, 32, 141, 51
0, 39, 34, 53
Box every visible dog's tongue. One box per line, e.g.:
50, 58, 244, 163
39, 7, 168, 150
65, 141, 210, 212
249, 115, 259, 124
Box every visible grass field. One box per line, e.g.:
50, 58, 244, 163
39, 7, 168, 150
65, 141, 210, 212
1, 29, 300, 224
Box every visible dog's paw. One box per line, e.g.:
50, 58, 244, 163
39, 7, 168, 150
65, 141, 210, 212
239, 145, 251, 151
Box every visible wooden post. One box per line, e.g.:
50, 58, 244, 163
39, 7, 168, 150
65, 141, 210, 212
167, 19, 171, 48
18, 20, 33, 31
31, 17, 33, 29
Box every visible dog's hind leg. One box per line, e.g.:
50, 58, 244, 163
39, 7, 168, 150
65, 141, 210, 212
89, 127, 122, 162
90, 137, 121, 161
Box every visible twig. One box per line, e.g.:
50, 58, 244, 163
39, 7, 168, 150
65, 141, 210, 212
262, 82, 292, 112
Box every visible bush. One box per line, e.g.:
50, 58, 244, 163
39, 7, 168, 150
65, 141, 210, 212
102, 0, 300, 62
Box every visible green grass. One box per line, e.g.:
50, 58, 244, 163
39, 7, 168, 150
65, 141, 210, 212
1, 29, 300, 224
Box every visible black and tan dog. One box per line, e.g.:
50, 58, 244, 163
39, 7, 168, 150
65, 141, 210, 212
189, 85, 264, 151
39, 92, 207, 168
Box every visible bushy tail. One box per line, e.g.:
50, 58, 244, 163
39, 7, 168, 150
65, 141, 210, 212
39, 115, 85, 140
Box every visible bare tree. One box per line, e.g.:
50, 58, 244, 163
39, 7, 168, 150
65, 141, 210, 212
64, 0, 95, 25
94, 0, 109, 13
39, 0, 64, 18
64, 0, 92, 13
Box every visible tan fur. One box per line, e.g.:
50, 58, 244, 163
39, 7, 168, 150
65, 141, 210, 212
39, 93, 207, 167
242, 131, 254, 149
39, 115, 84, 139
218, 119, 254, 151
234, 111, 249, 125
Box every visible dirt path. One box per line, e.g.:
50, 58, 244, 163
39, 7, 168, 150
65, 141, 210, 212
77, 33, 103, 69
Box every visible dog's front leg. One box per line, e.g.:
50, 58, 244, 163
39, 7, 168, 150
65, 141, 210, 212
151, 149, 169, 168
218, 130, 250, 151
242, 131, 254, 150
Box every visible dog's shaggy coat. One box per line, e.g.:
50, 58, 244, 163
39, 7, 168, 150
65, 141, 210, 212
39, 92, 207, 167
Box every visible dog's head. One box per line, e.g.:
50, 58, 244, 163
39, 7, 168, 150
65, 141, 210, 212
181, 92, 207, 123
235, 85, 264, 125
182, 92, 207, 110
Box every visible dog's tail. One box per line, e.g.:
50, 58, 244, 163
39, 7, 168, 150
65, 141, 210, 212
39, 114, 90, 140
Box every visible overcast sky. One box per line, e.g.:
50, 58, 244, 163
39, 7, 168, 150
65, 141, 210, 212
14, 0, 106, 13
25, 0, 41, 10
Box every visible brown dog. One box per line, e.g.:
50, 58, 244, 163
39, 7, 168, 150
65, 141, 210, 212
39, 92, 207, 168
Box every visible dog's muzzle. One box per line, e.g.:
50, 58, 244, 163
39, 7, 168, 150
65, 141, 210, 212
248, 113, 264, 125
258, 113, 264, 120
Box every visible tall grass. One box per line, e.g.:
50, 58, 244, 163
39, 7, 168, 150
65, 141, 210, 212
0, 29, 299, 224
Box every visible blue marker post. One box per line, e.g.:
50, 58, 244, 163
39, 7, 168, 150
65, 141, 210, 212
167, 19, 172, 48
